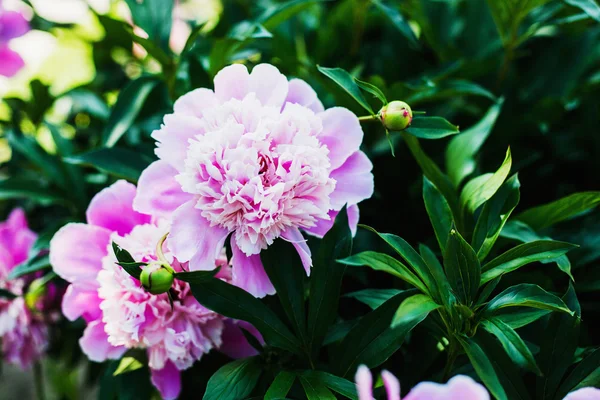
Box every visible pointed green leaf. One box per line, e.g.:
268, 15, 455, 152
300, 371, 358, 400
483, 284, 572, 316
355, 78, 388, 105
299, 374, 336, 400
516, 191, 600, 230
458, 336, 508, 400
391, 294, 440, 328
173, 268, 221, 283
344, 288, 403, 310
444, 229, 480, 305
495, 308, 551, 329
564, 0, 600, 22
317, 66, 374, 114
203, 357, 262, 400
65, 148, 154, 183
265, 371, 296, 400
113, 357, 144, 376
403, 116, 460, 139
423, 176, 453, 252
555, 348, 600, 399
124, 0, 173, 51
9, 254, 50, 280
258, 0, 325, 30
372, 0, 420, 49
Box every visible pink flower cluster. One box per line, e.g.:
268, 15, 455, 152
0, 0, 29, 77
0, 209, 49, 369
50, 180, 258, 400
135, 63, 374, 297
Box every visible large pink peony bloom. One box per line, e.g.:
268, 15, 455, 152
0, 0, 29, 77
564, 387, 600, 400
355, 365, 490, 400
0, 209, 50, 369
135, 63, 374, 297
50, 180, 258, 400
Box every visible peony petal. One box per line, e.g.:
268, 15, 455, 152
248, 63, 289, 108
61, 284, 102, 322
214, 63, 250, 102
355, 365, 374, 400
281, 227, 312, 275
318, 107, 364, 170
150, 361, 182, 400
219, 320, 263, 359
0, 208, 36, 270
0, 45, 24, 77
564, 387, 600, 400
304, 204, 360, 238
330, 151, 374, 209
231, 240, 275, 298
153, 113, 206, 172
285, 78, 324, 113
405, 375, 490, 400
49, 223, 111, 289
79, 320, 126, 362
0, 11, 30, 41
173, 87, 219, 117
86, 180, 150, 236
168, 201, 229, 270
134, 160, 192, 218
382, 370, 401, 400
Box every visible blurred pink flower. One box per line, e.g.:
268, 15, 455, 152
354, 365, 490, 400
50, 180, 259, 400
0, 208, 49, 369
135, 63, 374, 298
564, 387, 600, 400
0, 1, 29, 77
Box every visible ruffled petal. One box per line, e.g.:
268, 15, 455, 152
86, 180, 150, 236
318, 107, 364, 170
382, 370, 401, 400
231, 240, 275, 298
405, 375, 490, 400
355, 365, 374, 400
304, 204, 360, 238
564, 387, 600, 400
330, 151, 374, 209
0, 208, 36, 270
248, 63, 289, 108
214, 63, 250, 102
219, 320, 263, 359
281, 227, 312, 275
150, 361, 181, 400
285, 78, 324, 113
153, 113, 206, 172
134, 160, 192, 218
79, 320, 126, 362
168, 201, 229, 270
0, 45, 24, 77
61, 284, 102, 322
173, 87, 219, 117
0, 11, 30, 41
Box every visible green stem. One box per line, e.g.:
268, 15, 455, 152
33, 362, 45, 400
443, 341, 458, 381
358, 115, 378, 122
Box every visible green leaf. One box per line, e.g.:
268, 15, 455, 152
372, 0, 421, 49
265, 371, 295, 400
203, 357, 262, 400
173, 269, 220, 284
307, 207, 352, 354
336, 289, 418, 377
113, 357, 144, 376
406, 79, 497, 104
355, 78, 388, 105
340, 251, 428, 294
65, 148, 154, 183
122, 23, 172, 66
261, 239, 307, 342
0, 178, 69, 205
299, 371, 358, 400
403, 116, 460, 139
423, 176, 453, 252
481, 318, 542, 375
516, 191, 600, 230
458, 336, 508, 400
443, 229, 480, 305
298, 374, 336, 400
8, 254, 50, 280
258, 0, 325, 31
112, 242, 135, 264
555, 348, 600, 399
391, 294, 440, 328
564, 0, 600, 22
460, 148, 512, 214
446, 100, 504, 187
0, 288, 17, 299
480, 240, 578, 284
472, 174, 520, 261
486, 0, 551, 45
190, 278, 301, 355
116, 262, 144, 281
494, 308, 551, 329
124, 0, 173, 51
483, 284, 572, 316
317, 66, 374, 114
102, 76, 161, 147
344, 288, 403, 310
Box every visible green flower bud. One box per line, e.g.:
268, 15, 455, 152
140, 264, 174, 295
379, 100, 413, 131
25, 278, 47, 310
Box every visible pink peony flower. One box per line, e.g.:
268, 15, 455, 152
564, 387, 600, 400
134, 63, 374, 297
0, 208, 49, 369
0, 0, 29, 77
50, 180, 259, 400
354, 365, 490, 400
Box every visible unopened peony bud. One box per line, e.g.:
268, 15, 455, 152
379, 101, 413, 131
140, 264, 174, 295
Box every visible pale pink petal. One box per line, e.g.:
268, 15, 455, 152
405, 375, 489, 400
79, 320, 126, 362
168, 201, 229, 270
49, 223, 110, 288
153, 113, 207, 172
564, 387, 600, 400
330, 151, 374, 209
318, 107, 364, 170
0, 11, 29, 41
248, 63, 289, 108
219, 320, 263, 359
382, 370, 401, 400
173, 87, 219, 117
150, 361, 181, 400
231, 241, 275, 298
0, 45, 24, 77
134, 160, 192, 218
304, 205, 360, 238
281, 227, 312, 275
285, 78, 324, 113
355, 365, 374, 400
61, 284, 102, 322
214, 63, 250, 102
86, 180, 150, 235
348, 204, 360, 237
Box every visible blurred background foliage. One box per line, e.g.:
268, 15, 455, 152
1, 0, 599, 398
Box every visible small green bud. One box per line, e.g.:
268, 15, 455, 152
25, 278, 47, 310
140, 264, 174, 295
379, 100, 413, 131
